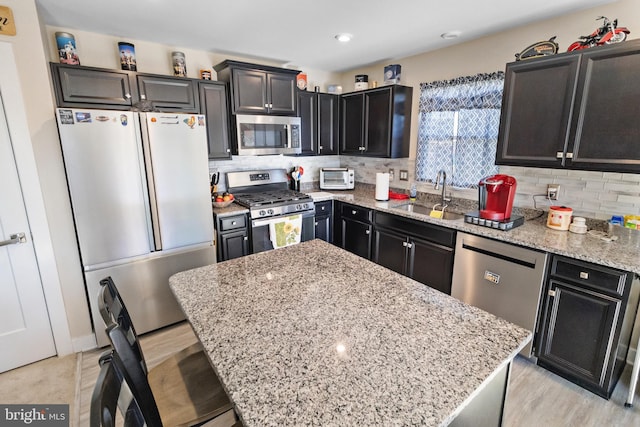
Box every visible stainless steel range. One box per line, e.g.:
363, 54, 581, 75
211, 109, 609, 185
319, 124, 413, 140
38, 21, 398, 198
227, 169, 315, 253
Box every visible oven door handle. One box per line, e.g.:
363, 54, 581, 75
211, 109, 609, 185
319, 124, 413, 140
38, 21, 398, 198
252, 217, 288, 228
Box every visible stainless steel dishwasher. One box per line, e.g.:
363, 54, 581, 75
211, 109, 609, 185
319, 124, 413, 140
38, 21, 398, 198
451, 232, 549, 357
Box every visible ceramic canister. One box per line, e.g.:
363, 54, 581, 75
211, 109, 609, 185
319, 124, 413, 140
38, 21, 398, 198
172, 51, 187, 77
56, 32, 80, 65
118, 42, 137, 71
547, 206, 573, 231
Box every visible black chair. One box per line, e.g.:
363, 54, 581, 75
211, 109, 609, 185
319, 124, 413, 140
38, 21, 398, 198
90, 348, 162, 427
97, 277, 237, 427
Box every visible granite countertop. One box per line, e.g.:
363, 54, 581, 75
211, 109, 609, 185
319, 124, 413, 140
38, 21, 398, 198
310, 188, 640, 275
212, 202, 249, 217
170, 239, 531, 427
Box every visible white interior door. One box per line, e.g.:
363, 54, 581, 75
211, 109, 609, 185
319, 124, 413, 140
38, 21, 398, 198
0, 94, 56, 373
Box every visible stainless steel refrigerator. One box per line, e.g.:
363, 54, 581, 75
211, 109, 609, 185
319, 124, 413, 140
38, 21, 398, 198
55, 108, 215, 346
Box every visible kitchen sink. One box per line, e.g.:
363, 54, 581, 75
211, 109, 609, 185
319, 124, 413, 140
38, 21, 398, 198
392, 203, 465, 220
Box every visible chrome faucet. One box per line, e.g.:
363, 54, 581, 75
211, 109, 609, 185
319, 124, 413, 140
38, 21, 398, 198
434, 170, 451, 206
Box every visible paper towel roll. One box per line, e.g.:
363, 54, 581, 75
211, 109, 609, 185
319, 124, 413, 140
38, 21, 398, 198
375, 173, 390, 201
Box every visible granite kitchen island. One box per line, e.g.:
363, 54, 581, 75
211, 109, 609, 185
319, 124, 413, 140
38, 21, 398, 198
169, 239, 531, 426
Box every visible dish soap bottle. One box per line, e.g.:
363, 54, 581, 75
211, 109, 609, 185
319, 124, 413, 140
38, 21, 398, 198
410, 182, 417, 201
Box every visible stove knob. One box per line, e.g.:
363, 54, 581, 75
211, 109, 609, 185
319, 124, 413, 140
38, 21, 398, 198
267, 209, 274, 215
259, 210, 266, 217
302, 203, 308, 209
296, 204, 302, 210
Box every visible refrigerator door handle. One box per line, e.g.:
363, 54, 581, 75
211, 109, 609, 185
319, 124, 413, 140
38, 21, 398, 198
139, 113, 163, 251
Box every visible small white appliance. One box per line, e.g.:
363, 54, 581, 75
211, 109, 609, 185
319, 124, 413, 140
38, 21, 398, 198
320, 168, 354, 190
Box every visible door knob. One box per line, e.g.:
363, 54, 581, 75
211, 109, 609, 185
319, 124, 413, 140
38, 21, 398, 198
0, 232, 26, 247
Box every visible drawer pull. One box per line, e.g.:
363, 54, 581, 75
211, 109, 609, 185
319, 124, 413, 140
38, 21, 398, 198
352, 210, 357, 215
231, 221, 237, 225
579, 271, 589, 280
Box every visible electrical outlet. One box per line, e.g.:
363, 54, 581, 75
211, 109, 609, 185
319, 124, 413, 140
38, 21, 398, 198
399, 170, 409, 181
388, 168, 395, 181
547, 184, 560, 200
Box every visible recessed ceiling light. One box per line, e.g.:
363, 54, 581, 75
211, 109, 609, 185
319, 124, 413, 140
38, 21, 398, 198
335, 33, 353, 43
441, 31, 461, 40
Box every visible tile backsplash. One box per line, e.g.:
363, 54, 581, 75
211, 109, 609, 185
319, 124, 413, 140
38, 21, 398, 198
211, 154, 640, 220
340, 156, 640, 221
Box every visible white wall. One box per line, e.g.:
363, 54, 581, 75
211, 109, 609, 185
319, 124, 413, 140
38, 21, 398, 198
338, 0, 640, 221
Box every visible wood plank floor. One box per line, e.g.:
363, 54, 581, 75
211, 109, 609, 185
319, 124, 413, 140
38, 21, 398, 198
42, 321, 640, 426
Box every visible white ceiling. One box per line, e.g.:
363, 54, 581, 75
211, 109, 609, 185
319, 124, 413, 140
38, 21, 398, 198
35, 0, 616, 72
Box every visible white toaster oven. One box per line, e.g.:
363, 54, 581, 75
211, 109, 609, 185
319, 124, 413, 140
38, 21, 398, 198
320, 168, 354, 190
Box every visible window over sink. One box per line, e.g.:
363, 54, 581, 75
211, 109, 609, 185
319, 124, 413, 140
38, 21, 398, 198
416, 72, 503, 188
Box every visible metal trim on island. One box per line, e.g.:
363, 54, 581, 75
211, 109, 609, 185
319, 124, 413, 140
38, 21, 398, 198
169, 239, 531, 426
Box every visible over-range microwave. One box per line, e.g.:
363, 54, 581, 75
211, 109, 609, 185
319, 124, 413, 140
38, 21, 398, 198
235, 114, 301, 156
320, 168, 355, 190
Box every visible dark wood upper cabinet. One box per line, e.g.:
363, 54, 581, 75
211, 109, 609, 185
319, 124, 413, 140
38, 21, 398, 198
340, 85, 412, 158
199, 81, 231, 159
50, 63, 136, 110
296, 90, 339, 155
136, 74, 199, 112
496, 39, 640, 172
214, 60, 298, 115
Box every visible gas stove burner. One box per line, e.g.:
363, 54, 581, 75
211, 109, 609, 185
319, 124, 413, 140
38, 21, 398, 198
233, 190, 311, 207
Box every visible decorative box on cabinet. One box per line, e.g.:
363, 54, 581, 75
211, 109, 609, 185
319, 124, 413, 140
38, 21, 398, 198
496, 39, 640, 173
199, 81, 232, 159
214, 60, 299, 115
296, 90, 339, 155
340, 85, 412, 158
536, 255, 638, 399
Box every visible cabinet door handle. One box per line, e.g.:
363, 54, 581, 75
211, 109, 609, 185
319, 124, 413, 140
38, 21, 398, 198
265, 104, 269, 108
402, 241, 408, 247
315, 222, 318, 226
321, 206, 325, 211
140, 94, 146, 100
226, 148, 231, 152
319, 145, 323, 150
365, 230, 370, 235
406, 242, 413, 249
579, 271, 589, 279
556, 152, 564, 159
566, 152, 574, 159
125, 93, 131, 99
352, 210, 357, 215
548, 289, 556, 297
243, 236, 248, 241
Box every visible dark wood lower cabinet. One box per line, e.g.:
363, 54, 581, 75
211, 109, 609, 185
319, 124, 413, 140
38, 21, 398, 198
341, 218, 372, 260
536, 255, 637, 399
372, 212, 455, 295
215, 213, 250, 261
314, 200, 333, 243
373, 226, 454, 295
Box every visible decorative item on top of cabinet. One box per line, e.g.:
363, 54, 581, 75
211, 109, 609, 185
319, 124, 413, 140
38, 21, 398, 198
536, 255, 638, 399
340, 85, 412, 158
214, 60, 299, 115
199, 81, 231, 159
118, 42, 136, 71
496, 39, 640, 173
295, 89, 339, 155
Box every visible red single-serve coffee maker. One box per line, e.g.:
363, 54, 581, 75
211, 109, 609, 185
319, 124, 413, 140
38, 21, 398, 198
478, 174, 517, 220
